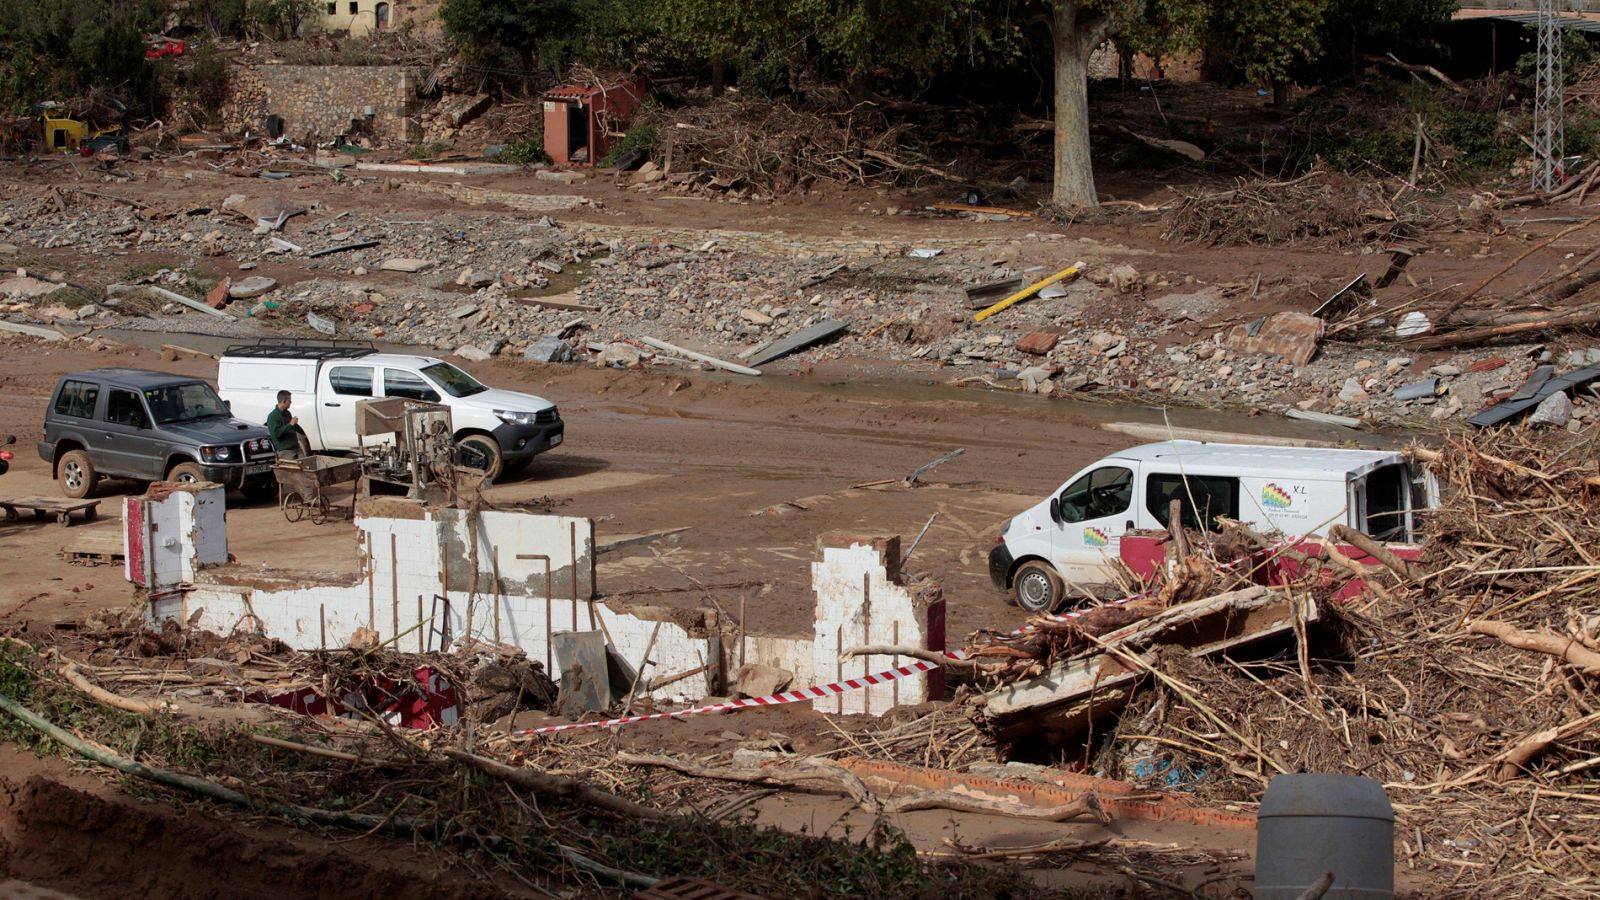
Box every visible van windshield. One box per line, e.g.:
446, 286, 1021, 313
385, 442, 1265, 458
420, 362, 488, 398
145, 382, 229, 424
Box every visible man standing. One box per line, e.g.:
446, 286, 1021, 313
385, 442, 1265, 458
266, 390, 301, 459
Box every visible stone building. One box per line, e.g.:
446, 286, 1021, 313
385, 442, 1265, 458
307, 0, 443, 37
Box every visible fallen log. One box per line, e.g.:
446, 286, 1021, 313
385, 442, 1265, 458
58, 661, 176, 716
1494, 709, 1600, 782
444, 749, 669, 820
1435, 212, 1600, 323
839, 644, 988, 670
1465, 620, 1600, 673
1408, 307, 1600, 350
1327, 525, 1416, 580
618, 751, 1109, 823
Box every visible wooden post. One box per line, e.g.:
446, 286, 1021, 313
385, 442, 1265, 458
389, 533, 398, 644
891, 621, 900, 710
518, 553, 554, 672
1168, 499, 1191, 559
366, 532, 374, 630
738, 593, 747, 670
417, 594, 424, 652
491, 545, 502, 646
571, 522, 586, 628
319, 603, 326, 651
835, 626, 843, 714
862, 571, 872, 716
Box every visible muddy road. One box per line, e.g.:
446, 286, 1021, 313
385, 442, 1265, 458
0, 332, 1360, 641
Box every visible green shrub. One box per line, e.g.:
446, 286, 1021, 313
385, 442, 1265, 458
601, 123, 656, 166
404, 140, 450, 159
500, 137, 550, 165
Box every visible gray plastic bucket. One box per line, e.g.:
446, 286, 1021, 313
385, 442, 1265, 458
1256, 774, 1394, 899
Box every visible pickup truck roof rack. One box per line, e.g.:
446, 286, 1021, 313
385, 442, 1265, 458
222, 338, 379, 361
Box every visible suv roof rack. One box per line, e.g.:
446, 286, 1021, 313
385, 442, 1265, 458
222, 338, 379, 362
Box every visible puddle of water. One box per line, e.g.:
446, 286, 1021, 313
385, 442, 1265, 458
510, 248, 611, 299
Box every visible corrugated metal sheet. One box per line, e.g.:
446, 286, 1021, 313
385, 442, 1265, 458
1463, 11, 1600, 33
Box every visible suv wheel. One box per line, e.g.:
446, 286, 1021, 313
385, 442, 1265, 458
57, 450, 98, 500
167, 462, 205, 485
1013, 561, 1065, 614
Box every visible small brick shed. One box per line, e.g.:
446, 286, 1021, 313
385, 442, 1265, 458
541, 77, 645, 166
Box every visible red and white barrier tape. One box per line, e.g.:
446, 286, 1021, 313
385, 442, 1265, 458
512, 538, 1309, 737
512, 659, 944, 736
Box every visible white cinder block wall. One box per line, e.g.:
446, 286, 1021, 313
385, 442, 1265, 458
136, 494, 944, 714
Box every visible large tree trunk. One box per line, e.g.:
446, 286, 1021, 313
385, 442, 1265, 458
1052, 1, 1103, 208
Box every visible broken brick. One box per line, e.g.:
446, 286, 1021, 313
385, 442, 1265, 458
1016, 331, 1061, 355
206, 277, 231, 309
1466, 356, 1509, 374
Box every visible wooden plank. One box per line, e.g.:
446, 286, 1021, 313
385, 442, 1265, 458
3, 498, 100, 513
982, 587, 1309, 726
745, 319, 850, 366
513, 293, 600, 312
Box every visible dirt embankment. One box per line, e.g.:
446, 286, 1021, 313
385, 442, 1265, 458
0, 748, 533, 900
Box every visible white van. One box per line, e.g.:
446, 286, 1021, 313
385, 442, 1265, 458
988, 440, 1436, 612
217, 341, 562, 480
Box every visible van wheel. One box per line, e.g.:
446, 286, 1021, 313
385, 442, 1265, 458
168, 462, 205, 485
1013, 561, 1065, 614
57, 450, 98, 500
456, 435, 503, 482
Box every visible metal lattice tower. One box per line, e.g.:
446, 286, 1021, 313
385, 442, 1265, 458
1533, 0, 1565, 192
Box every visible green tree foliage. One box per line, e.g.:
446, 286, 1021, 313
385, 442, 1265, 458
185, 0, 251, 37
1316, 0, 1455, 74
245, 0, 319, 41
1210, 0, 1327, 92
0, 0, 167, 114
441, 0, 582, 83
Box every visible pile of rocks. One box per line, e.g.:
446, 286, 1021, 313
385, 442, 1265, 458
0, 186, 1577, 427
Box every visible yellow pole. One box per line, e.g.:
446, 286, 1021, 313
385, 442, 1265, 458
972, 261, 1084, 323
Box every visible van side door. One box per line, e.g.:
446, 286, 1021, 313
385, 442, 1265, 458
316, 364, 376, 450
1047, 463, 1139, 590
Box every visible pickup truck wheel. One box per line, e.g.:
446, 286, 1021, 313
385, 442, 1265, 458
57, 450, 98, 500
1013, 561, 1065, 614
456, 435, 503, 482
167, 462, 205, 485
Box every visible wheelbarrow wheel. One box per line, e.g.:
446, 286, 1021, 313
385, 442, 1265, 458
282, 491, 307, 523
309, 494, 332, 525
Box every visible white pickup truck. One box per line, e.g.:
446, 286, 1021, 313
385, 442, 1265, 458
217, 341, 563, 479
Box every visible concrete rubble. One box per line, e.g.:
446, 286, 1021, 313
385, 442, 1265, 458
4, 185, 1600, 427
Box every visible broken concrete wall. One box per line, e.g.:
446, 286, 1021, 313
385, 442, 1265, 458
123, 484, 228, 589
810, 534, 944, 714
141, 502, 721, 700
433, 507, 594, 600
135, 504, 944, 714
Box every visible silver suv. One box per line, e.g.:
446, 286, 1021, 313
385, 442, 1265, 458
40, 368, 278, 499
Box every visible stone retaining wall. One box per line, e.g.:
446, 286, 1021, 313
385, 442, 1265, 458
225, 64, 424, 144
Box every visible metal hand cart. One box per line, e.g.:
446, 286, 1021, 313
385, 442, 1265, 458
273, 455, 359, 524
